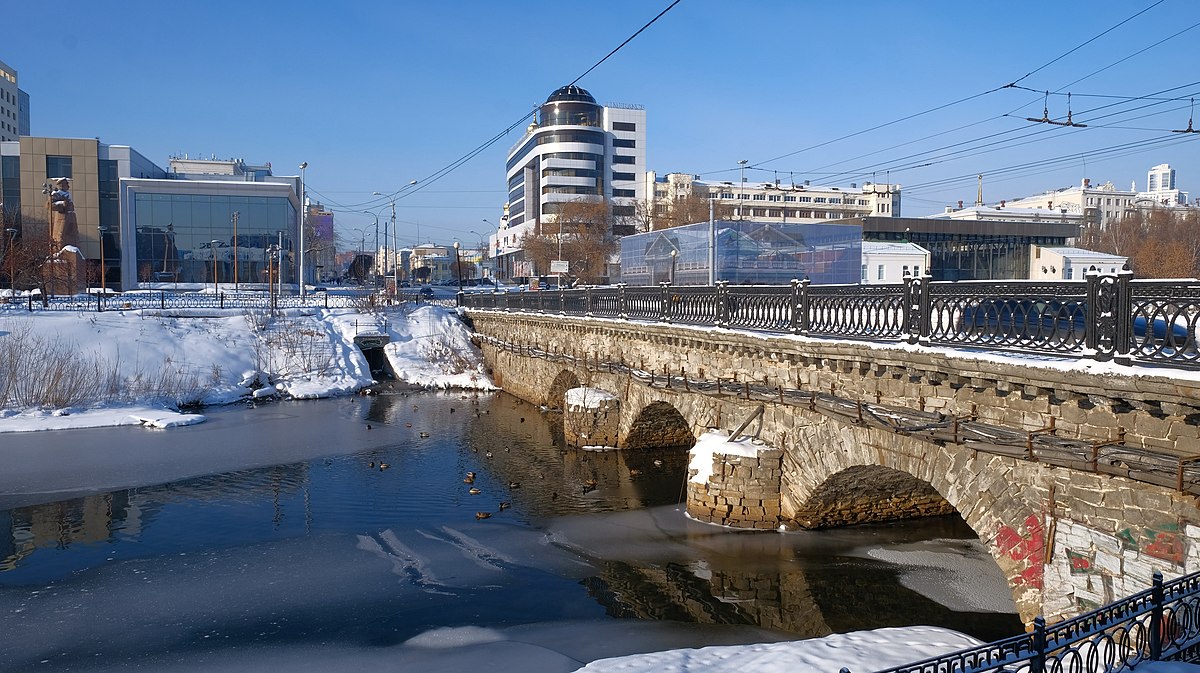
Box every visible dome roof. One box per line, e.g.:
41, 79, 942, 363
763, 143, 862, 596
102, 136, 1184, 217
545, 85, 597, 105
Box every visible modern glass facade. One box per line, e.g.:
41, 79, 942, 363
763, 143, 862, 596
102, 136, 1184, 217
620, 220, 863, 286
130, 192, 296, 285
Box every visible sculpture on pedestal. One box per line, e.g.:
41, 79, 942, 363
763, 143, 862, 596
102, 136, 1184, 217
44, 177, 85, 295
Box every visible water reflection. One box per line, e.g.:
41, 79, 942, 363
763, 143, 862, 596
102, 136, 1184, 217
0, 388, 1022, 668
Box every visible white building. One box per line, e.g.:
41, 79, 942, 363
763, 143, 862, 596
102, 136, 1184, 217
1029, 245, 1127, 281
646, 171, 901, 229
0, 58, 29, 142
1004, 178, 1135, 229
932, 203, 1083, 227
1138, 163, 1191, 207
861, 241, 931, 284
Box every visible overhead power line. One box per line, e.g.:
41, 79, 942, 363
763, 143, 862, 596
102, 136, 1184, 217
318, 0, 684, 216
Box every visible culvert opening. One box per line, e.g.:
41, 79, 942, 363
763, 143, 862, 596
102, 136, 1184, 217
353, 335, 394, 379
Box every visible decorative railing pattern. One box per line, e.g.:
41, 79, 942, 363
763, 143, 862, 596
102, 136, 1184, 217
864, 571, 1200, 673
0, 291, 451, 313
461, 273, 1200, 369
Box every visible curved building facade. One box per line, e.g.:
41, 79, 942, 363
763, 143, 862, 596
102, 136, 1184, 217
495, 85, 645, 280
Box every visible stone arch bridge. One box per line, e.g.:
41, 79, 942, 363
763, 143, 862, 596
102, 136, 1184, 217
467, 310, 1200, 624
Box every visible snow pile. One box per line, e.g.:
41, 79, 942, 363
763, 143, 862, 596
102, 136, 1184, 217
575, 626, 983, 673
688, 429, 764, 484
566, 387, 617, 409
0, 304, 493, 432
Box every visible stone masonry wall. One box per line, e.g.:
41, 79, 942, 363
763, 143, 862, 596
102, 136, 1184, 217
470, 311, 1200, 622
687, 446, 783, 529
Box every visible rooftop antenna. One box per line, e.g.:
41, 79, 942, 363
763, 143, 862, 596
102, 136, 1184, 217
976, 174, 984, 207
1172, 97, 1197, 134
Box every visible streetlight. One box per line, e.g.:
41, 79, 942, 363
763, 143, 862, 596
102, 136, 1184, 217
363, 209, 380, 283
5, 227, 16, 296
210, 240, 221, 294
737, 159, 748, 220
97, 225, 107, 295
670, 248, 678, 285
453, 241, 463, 294
299, 161, 308, 298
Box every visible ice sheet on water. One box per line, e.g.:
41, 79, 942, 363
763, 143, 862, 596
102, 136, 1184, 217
854, 538, 1018, 614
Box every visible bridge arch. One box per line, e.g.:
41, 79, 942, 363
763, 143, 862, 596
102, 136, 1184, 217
623, 401, 695, 450
791, 464, 955, 529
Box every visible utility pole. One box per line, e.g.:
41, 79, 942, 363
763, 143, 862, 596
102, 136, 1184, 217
391, 199, 398, 293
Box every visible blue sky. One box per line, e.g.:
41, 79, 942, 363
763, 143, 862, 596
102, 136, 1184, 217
6, 1, 1197, 248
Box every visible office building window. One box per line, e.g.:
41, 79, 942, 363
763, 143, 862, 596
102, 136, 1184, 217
612, 155, 635, 165
613, 188, 636, 197
612, 122, 637, 131
46, 155, 72, 178
613, 138, 636, 148
612, 171, 635, 181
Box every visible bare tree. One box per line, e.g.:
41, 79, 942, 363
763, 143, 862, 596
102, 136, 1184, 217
1082, 208, 1200, 278
640, 194, 734, 231
521, 199, 617, 283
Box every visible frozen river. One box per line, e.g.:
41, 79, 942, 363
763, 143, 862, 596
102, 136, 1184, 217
0, 390, 1022, 672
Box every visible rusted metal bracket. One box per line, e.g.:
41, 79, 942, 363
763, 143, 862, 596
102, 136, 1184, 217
728, 405, 765, 442
1026, 417, 1057, 461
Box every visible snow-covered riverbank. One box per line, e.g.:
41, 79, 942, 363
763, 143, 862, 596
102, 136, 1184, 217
0, 304, 494, 433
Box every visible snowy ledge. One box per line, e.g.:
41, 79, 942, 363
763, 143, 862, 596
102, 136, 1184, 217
0, 406, 206, 433
688, 429, 763, 484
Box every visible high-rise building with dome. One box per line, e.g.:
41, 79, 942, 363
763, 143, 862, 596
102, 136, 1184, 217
491, 85, 645, 280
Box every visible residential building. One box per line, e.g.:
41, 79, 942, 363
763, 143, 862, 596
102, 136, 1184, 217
861, 241, 931, 284
0, 58, 28, 142
1004, 178, 1136, 229
410, 243, 454, 283
645, 171, 901, 229
1029, 245, 1127, 281
933, 202, 1083, 227
492, 85, 646, 280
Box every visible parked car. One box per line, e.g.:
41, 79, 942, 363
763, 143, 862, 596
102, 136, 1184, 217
419, 286, 434, 297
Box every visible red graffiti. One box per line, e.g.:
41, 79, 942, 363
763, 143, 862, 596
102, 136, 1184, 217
996, 514, 1045, 589
1070, 555, 1091, 572
1144, 532, 1185, 564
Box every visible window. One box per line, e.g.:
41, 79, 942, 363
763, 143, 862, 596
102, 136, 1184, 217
829, 198, 841, 204
877, 265, 884, 280
1066, 267, 1073, 279
613, 188, 636, 197
612, 155, 635, 165
720, 192, 733, 199
612, 205, 635, 216
46, 155, 72, 178
784, 196, 796, 202
798, 196, 811, 202
814, 197, 827, 203
903, 265, 910, 276
861, 264, 867, 281
752, 194, 766, 201
914, 266, 920, 276
612, 121, 637, 132
612, 138, 636, 148
768, 195, 781, 202
612, 171, 635, 181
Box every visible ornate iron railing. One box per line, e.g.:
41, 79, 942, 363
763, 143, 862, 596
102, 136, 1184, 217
460, 273, 1200, 369
1, 290, 451, 313
861, 571, 1200, 673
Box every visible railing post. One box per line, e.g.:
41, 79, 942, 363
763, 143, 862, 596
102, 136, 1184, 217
715, 280, 730, 327
95, 292, 101, 313
1030, 616, 1046, 673
618, 282, 628, 320
797, 277, 811, 335
1114, 268, 1133, 365
585, 285, 593, 317
1150, 571, 1164, 660
903, 275, 931, 345
219, 292, 225, 310
660, 281, 671, 322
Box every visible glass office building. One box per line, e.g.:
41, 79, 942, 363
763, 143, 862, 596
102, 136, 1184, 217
620, 220, 863, 286
120, 180, 299, 288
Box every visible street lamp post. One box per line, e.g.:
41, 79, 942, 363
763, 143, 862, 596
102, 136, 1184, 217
670, 249, 678, 284
210, 240, 221, 294
5, 227, 16, 296
453, 241, 463, 294
363, 210, 380, 284
97, 225, 107, 296
737, 159, 748, 220
298, 162, 308, 298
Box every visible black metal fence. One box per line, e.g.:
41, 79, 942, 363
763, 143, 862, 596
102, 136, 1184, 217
864, 571, 1200, 673
460, 274, 1200, 369
0, 290, 451, 313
